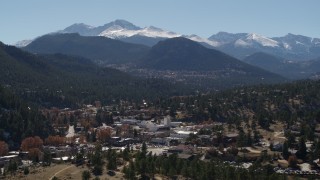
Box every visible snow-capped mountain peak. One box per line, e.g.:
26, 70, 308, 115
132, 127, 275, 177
245, 33, 279, 47
99, 25, 181, 39
145, 26, 163, 32
138, 26, 180, 38
105, 25, 124, 31
61, 23, 94, 32
106, 19, 141, 31
99, 25, 137, 39
208, 32, 248, 45
234, 39, 250, 47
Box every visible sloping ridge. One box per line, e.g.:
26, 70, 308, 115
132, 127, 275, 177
244, 52, 320, 79
23, 33, 150, 64
140, 37, 240, 70
243, 52, 286, 70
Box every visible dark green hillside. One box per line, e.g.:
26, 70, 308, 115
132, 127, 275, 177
243, 52, 286, 70
159, 79, 320, 132
0, 43, 189, 107
0, 85, 52, 146
23, 33, 150, 64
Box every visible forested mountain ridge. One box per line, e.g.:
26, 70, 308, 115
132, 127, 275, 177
160, 79, 320, 133
23, 33, 150, 64
0, 42, 190, 107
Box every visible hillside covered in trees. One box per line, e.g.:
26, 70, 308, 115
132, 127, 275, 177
0, 85, 52, 148
159, 79, 320, 132
0, 42, 190, 107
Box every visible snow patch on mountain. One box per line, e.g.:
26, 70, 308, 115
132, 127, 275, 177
235, 39, 250, 47
283, 42, 292, 50
137, 26, 180, 38
296, 41, 304, 45
99, 25, 137, 38
99, 25, 180, 39
61, 23, 94, 32
75, 23, 95, 29
14, 39, 33, 47
311, 38, 320, 44
185, 34, 220, 47
233, 33, 279, 48
107, 19, 140, 30
208, 32, 248, 45
246, 33, 279, 47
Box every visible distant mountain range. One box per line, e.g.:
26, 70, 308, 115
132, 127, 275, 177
213, 32, 320, 61
16, 19, 320, 89
22, 34, 286, 89
16, 19, 320, 61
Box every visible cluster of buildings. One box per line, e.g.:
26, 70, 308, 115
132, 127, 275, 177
2, 100, 320, 177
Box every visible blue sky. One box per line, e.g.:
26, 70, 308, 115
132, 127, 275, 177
1, 0, 319, 44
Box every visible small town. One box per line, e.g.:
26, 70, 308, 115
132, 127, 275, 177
1, 98, 320, 179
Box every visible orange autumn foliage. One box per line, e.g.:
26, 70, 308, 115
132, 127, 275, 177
78, 135, 87, 144
120, 124, 130, 137
0, 141, 9, 156
97, 128, 112, 142
20, 136, 43, 151
45, 135, 66, 146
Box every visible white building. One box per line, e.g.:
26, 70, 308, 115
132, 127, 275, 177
163, 116, 171, 126
170, 130, 197, 139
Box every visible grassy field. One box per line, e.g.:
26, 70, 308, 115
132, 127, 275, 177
5, 163, 125, 180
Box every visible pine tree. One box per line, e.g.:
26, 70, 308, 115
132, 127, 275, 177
246, 130, 253, 146
282, 141, 289, 160
141, 142, 147, 158
7, 160, 18, 176
107, 150, 117, 170
82, 170, 91, 180
91, 143, 104, 175
43, 149, 52, 166
297, 137, 307, 160
124, 161, 136, 180
122, 146, 130, 161
181, 162, 190, 179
